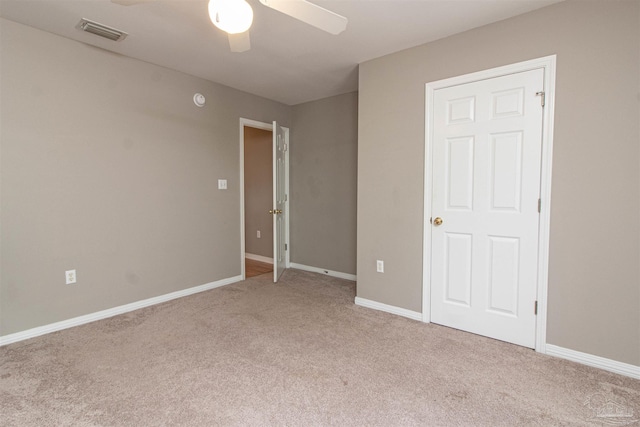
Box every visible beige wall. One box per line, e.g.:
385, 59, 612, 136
357, 0, 640, 365
244, 127, 273, 258
291, 92, 358, 274
0, 19, 290, 335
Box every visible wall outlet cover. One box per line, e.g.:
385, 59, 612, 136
65, 269, 77, 285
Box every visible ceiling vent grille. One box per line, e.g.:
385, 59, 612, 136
76, 18, 128, 42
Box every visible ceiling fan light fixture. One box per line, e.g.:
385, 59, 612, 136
208, 0, 253, 34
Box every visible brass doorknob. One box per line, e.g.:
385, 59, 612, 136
269, 210, 274, 214
276, 209, 282, 214
433, 217, 443, 226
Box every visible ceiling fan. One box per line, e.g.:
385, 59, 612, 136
111, 0, 348, 53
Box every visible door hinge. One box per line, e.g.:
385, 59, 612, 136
536, 91, 545, 107
538, 198, 541, 213
285, 243, 288, 251
284, 194, 288, 202
283, 143, 288, 152
534, 301, 538, 315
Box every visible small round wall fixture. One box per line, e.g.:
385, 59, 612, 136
193, 93, 206, 107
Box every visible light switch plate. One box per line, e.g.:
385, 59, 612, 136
218, 179, 227, 190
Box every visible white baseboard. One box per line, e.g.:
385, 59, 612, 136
352, 299, 639, 379
354, 296, 422, 321
545, 344, 640, 379
245, 253, 273, 264
0, 275, 243, 347
7, 274, 636, 382
290, 262, 356, 281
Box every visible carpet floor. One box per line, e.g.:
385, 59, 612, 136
1, 269, 638, 426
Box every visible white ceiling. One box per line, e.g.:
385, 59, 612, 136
0, 0, 561, 105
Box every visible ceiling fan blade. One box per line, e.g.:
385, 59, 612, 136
228, 31, 251, 53
259, 0, 347, 35
111, 0, 155, 6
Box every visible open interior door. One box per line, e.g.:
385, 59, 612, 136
272, 121, 287, 282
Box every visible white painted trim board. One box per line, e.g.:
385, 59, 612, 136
354, 297, 422, 321
354, 297, 639, 379
546, 344, 640, 380
290, 263, 356, 282
0, 275, 242, 347
4, 272, 637, 381
245, 253, 274, 264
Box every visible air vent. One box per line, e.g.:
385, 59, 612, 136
76, 18, 128, 42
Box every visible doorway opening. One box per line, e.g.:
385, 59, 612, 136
243, 126, 274, 278
239, 118, 290, 282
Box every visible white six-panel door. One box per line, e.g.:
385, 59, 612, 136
272, 121, 287, 283
430, 69, 544, 348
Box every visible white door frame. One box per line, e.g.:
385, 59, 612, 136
239, 118, 290, 280
422, 55, 556, 352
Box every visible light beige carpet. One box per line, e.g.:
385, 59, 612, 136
1, 269, 638, 426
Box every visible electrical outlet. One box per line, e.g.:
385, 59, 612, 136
257, 230, 261, 238
65, 269, 77, 285
376, 260, 384, 273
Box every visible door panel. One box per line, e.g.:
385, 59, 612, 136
430, 69, 544, 348
490, 132, 523, 211
487, 236, 520, 315
444, 232, 472, 307
446, 137, 474, 210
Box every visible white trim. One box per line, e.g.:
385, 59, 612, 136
290, 262, 356, 282
534, 56, 556, 353
422, 55, 556, 354
245, 253, 274, 264
0, 275, 242, 347
354, 297, 422, 321
546, 344, 640, 380
422, 75, 435, 324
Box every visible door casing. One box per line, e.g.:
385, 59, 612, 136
239, 118, 290, 280
422, 55, 556, 352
